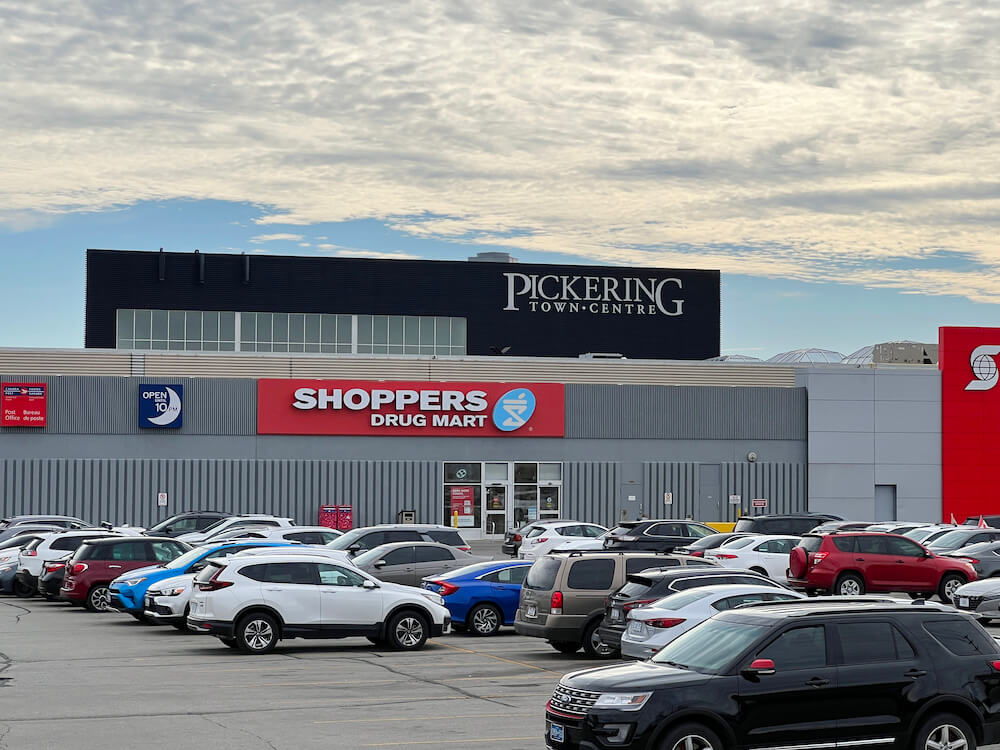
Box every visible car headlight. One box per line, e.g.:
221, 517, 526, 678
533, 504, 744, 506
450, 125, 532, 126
593, 692, 653, 711
160, 586, 186, 596
121, 578, 146, 586
419, 591, 445, 607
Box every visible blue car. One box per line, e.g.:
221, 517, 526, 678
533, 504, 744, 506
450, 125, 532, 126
110, 541, 300, 619
421, 560, 531, 636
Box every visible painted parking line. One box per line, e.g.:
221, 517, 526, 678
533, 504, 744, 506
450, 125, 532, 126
362, 738, 537, 746
313, 713, 530, 725
429, 639, 564, 676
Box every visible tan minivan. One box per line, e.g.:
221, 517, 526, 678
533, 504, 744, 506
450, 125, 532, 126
514, 550, 716, 658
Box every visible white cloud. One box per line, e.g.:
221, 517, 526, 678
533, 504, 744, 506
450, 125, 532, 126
249, 233, 304, 243
2, 0, 1000, 299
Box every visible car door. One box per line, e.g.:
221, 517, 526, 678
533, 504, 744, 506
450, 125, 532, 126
883, 536, 936, 590
855, 536, 896, 590
372, 546, 417, 585
317, 563, 383, 630
831, 620, 925, 744
258, 561, 323, 627
644, 523, 685, 551
757, 538, 797, 579
106, 541, 159, 577
413, 545, 458, 580
483, 565, 528, 623
737, 624, 839, 747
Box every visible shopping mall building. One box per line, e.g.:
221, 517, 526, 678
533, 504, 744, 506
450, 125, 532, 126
0, 249, 991, 536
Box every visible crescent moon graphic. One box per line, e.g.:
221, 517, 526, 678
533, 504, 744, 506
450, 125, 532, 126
147, 387, 181, 426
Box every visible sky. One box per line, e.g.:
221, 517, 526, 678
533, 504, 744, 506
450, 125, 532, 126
2, 0, 999, 359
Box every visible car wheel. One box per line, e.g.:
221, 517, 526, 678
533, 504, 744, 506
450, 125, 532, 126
938, 573, 966, 604
235, 613, 279, 654
467, 604, 503, 637
387, 611, 429, 651
658, 722, 724, 750
12, 579, 35, 598
550, 641, 581, 654
85, 585, 113, 612
835, 573, 866, 596
912, 713, 976, 750
582, 620, 619, 659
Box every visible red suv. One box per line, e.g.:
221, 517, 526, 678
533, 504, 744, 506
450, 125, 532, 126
787, 532, 976, 602
61, 536, 190, 611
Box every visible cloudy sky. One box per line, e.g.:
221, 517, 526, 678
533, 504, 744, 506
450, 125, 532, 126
2, 0, 999, 357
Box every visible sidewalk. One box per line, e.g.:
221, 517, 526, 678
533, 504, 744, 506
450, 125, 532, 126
468, 538, 506, 560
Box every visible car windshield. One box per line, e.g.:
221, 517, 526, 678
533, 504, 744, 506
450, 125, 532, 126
606, 526, 635, 536
903, 527, 938, 541
326, 529, 369, 550
0, 535, 38, 550
524, 557, 562, 590
352, 547, 392, 566
649, 588, 715, 611
930, 530, 977, 549
526, 527, 548, 538
720, 537, 758, 549
651, 619, 768, 672
165, 547, 210, 569
733, 518, 757, 533
198, 518, 231, 534
438, 562, 506, 579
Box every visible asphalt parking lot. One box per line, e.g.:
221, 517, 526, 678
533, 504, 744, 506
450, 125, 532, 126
0, 596, 577, 750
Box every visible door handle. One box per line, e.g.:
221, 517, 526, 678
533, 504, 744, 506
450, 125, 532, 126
855, 558, 866, 562
264, 587, 282, 592
109, 565, 123, 569
321, 589, 338, 594
895, 560, 906, 564
805, 677, 830, 688
905, 669, 927, 678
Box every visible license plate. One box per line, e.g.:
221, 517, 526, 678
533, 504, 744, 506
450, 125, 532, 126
549, 723, 564, 743
627, 620, 644, 635
960, 597, 970, 608
611, 606, 623, 621
526, 605, 537, 618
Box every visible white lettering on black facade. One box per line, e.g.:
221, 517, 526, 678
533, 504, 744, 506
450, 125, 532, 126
502, 273, 684, 316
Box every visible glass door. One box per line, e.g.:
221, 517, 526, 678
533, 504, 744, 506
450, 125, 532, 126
485, 486, 507, 535
513, 485, 538, 528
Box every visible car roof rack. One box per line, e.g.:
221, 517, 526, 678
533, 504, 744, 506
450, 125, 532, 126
550, 549, 675, 557
733, 597, 951, 615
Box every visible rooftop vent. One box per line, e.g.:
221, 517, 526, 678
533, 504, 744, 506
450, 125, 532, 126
468, 252, 518, 263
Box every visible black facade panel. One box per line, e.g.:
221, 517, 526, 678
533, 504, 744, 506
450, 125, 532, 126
85, 249, 720, 359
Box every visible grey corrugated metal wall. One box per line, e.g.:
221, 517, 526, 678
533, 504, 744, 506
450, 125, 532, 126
0, 459, 439, 528
563, 462, 621, 527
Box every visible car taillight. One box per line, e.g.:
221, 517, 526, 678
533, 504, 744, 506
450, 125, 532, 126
513, 534, 522, 542
620, 535, 639, 542
196, 565, 233, 591
457, 546, 471, 552
551, 591, 563, 614
623, 598, 657, 612
71, 563, 88, 575
45, 563, 66, 573
811, 552, 829, 565
991, 660, 1000, 671
23, 550, 37, 556
646, 618, 685, 628
536, 538, 549, 543
689, 550, 704, 557
429, 580, 459, 596
713, 553, 738, 559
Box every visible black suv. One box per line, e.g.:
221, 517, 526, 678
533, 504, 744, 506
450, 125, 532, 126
546, 600, 1000, 750
597, 567, 786, 651
732, 513, 841, 536
144, 511, 233, 537
603, 520, 717, 553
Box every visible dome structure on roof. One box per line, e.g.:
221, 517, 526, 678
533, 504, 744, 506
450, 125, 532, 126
767, 348, 845, 364
706, 354, 763, 362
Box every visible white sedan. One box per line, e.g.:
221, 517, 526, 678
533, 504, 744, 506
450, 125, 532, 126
703, 534, 800, 578
518, 522, 608, 559
620, 584, 806, 659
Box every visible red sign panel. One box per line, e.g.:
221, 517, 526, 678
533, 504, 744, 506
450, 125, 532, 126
258, 380, 565, 437
1, 383, 47, 427
940, 327, 1000, 523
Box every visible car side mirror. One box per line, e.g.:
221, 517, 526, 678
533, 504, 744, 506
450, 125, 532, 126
745, 658, 776, 676
373, 560, 387, 568
362, 579, 379, 589
348, 543, 362, 553
164, 526, 173, 533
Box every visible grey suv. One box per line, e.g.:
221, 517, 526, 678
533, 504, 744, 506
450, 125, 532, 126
326, 524, 470, 556
514, 551, 716, 658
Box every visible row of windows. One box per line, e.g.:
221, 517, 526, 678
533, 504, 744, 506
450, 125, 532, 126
115, 309, 467, 356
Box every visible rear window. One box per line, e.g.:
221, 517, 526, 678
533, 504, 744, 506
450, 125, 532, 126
733, 518, 757, 533
616, 580, 654, 598
567, 559, 615, 590
607, 526, 636, 536
50, 535, 103, 552
625, 557, 669, 575
524, 557, 562, 590
832, 537, 856, 552
194, 562, 223, 583
651, 588, 714, 610
923, 619, 998, 656
426, 530, 465, 546
22, 538, 43, 552
796, 536, 824, 553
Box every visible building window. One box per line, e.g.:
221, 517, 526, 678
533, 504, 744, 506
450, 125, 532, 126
116, 310, 466, 356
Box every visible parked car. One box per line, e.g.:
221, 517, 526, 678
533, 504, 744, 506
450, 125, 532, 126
515, 551, 712, 658
953, 578, 1000, 623
143, 545, 354, 629
0, 516, 88, 542
602, 520, 717, 553
213, 526, 343, 545
187, 552, 451, 653
903, 524, 956, 544
61, 537, 191, 611
14, 529, 121, 597
327, 524, 471, 556
807, 521, 875, 534
422, 560, 532, 636
703, 535, 800, 578
946, 540, 1000, 579
620, 584, 806, 659
597, 565, 785, 652
176, 515, 295, 543
0, 533, 55, 594
502, 519, 571, 557
38, 554, 71, 600
351, 542, 488, 586
966, 515, 1000, 528
672, 532, 753, 557
732, 513, 841, 536
519, 522, 609, 560
864, 522, 924, 534
928, 526, 1000, 554
144, 510, 233, 538
111, 540, 304, 620
545, 599, 1000, 750
787, 532, 977, 601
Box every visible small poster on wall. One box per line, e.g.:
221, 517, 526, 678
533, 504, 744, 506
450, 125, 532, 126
449, 486, 476, 527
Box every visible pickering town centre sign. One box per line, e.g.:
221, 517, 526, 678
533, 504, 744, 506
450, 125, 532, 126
502, 272, 685, 317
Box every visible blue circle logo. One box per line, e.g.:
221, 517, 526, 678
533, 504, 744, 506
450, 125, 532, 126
492, 388, 537, 432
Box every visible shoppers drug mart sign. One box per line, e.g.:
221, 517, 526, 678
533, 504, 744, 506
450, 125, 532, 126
257, 380, 565, 436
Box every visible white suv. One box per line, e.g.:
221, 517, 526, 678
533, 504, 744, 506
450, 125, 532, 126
187, 552, 451, 653
177, 516, 295, 544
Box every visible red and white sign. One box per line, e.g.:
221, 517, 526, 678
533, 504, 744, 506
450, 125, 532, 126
1, 382, 47, 427
940, 327, 1000, 523
449, 486, 476, 527
752, 498, 768, 508
257, 380, 565, 437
